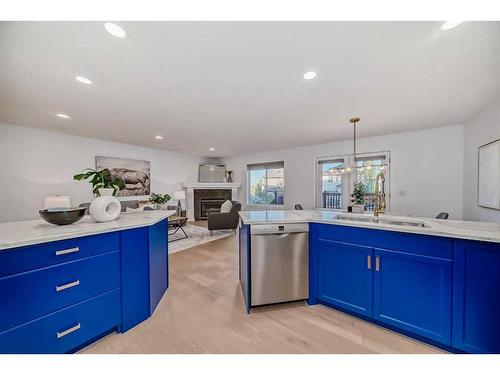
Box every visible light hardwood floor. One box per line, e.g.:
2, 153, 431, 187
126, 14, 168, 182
80, 232, 444, 354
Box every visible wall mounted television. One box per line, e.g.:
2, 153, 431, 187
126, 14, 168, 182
198, 164, 226, 182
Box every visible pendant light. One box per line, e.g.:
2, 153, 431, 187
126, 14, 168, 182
336, 117, 360, 174
327, 117, 387, 175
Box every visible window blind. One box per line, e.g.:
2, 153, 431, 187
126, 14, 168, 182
247, 161, 284, 170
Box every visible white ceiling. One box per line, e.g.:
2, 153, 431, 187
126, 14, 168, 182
1, 21, 499, 157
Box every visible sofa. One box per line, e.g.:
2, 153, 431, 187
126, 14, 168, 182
207, 200, 242, 234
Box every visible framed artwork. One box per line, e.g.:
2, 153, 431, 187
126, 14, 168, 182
96, 156, 151, 197
477, 138, 500, 209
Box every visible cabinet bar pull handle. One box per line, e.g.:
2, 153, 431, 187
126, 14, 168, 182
56, 280, 80, 292
55, 247, 79, 256
56, 323, 81, 339
375, 256, 380, 272
367, 255, 372, 269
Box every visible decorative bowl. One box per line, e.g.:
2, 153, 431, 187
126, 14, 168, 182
39, 207, 87, 225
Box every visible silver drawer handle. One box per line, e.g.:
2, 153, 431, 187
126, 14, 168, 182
55, 247, 79, 256
56, 280, 80, 292
56, 323, 81, 339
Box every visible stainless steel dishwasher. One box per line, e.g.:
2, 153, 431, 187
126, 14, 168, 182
249, 223, 309, 306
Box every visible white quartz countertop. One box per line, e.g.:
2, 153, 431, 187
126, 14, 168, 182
0, 210, 176, 251
239, 210, 500, 244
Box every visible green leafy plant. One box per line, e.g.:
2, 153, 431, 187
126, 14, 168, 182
149, 192, 171, 205
73, 168, 125, 196
351, 181, 366, 205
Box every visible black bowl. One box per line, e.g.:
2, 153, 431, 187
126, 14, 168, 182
39, 207, 87, 225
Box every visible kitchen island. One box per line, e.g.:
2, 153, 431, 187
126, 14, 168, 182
0, 210, 174, 354
239, 210, 500, 353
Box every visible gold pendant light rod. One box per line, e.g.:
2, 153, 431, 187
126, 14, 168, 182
350, 117, 360, 162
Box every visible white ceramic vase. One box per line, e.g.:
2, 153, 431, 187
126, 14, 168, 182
89, 188, 121, 222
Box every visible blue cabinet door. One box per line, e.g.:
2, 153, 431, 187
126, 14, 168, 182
316, 239, 373, 317
149, 219, 168, 314
373, 248, 452, 345
120, 220, 169, 332
120, 227, 150, 332
239, 223, 251, 313
453, 240, 500, 353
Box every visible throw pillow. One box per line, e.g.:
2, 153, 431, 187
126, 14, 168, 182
220, 200, 233, 213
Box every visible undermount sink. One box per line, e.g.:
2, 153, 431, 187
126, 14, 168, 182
335, 215, 430, 228
335, 215, 373, 223
377, 219, 429, 228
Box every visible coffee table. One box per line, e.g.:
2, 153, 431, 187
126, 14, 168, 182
168, 215, 189, 242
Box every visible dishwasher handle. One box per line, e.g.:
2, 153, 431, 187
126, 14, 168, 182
253, 231, 308, 238
272, 233, 290, 238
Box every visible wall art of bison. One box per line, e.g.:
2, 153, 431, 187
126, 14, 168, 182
96, 156, 151, 196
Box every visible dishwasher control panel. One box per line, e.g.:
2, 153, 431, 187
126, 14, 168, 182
250, 223, 309, 235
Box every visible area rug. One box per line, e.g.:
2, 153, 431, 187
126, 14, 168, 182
169, 224, 233, 254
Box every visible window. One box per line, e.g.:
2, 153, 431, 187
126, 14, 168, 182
316, 152, 389, 211
355, 155, 388, 211
318, 158, 346, 210
247, 162, 284, 205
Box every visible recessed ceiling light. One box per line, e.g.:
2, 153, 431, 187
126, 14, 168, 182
441, 21, 463, 30
155, 135, 163, 140
208, 147, 215, 151
56, 113, 70, 119
104, 22, 126, 38
303, 71, 317, 80
75, 76, 92, 85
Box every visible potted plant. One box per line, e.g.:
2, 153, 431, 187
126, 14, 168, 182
73, 168, 125, 196
149, 192, 171, 210
351, 181, 366, 213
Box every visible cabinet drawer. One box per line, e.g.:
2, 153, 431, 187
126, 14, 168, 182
314, 223, 452, 260
0, 232, 120, 278
0, 251, 120, 333
0, 289, 120, 354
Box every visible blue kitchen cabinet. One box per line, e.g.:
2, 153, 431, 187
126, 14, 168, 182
239, 223, 251, 313
373, 248, 452, 345
149, 219, 169, 314
120, 218, 169, 332
0, 289, 121, 354
0, 217, 169, 353
120, 226, 150, 331
0, 251, 120, 333
315, 238, 373, 318
310, 223, 454, 349
453, 240, 500, 353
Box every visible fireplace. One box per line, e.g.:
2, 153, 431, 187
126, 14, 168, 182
199, 198, 226, 220
193, 189, 232, 220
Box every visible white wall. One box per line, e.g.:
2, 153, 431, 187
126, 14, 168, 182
0, 123, 203, 222
224, 125, 465, 220
463, 98, 500, 222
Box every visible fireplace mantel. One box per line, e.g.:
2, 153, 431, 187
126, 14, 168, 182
182, 182, 241, 220
182, 182, 241, 189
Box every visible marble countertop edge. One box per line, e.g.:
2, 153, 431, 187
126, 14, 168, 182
0, 210, 176, 251
238, 210, 500, 244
